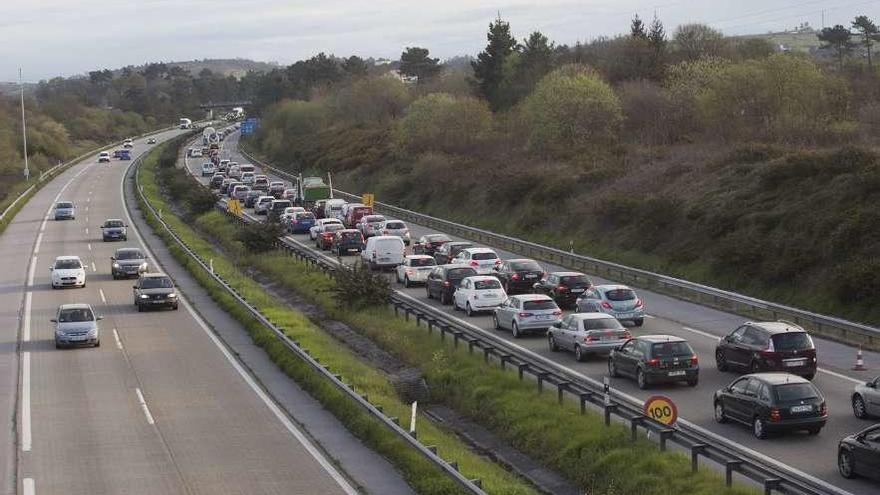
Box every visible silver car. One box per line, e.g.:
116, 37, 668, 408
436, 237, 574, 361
52, 303, 102, 348
493, 294, 561, 338
232, 185, 251, 201
852, 375, 880, 419
575, 284, 646, 326
395, 255, 436, 287
358, 215, 387, 238
54, 201, 75, 220
380, 220, 411, 245
254, 195, 274, 215
548, 313, 631, 362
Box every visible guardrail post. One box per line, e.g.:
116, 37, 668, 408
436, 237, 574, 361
453, 331, 462, 348
725, 461, 742, 487
517, 363, 528, 381
427, 319, 434, 334
499, 354, 512, 370
658, 429, 673, 451
427, 445, 437, 454
440, 324, 448, 342
449, 461, 459, 472
690, 444, 707, 473
763, 478, 781, 495
467, 338, 477, 354
579, 393, 591, 414
482, 346, 494, 363
556, 382, 569, 404
471, 479, 482, 488
603, 404, 617, 426
404, 308, 410, 322
536, 372, 548, 393
630, 417, 644, 441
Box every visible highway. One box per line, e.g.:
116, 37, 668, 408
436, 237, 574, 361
7, 130, 361, 495
199, 129, 880, 495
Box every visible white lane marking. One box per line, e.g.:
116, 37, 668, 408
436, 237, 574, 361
33, 234, 42, 254
85, 228, 89, 236
121, 154, 358, 495
87, 243, 92, 251
23, 255, 37, 343
91, 262, 97, 272
98, 289, 106, 304
23, 478, 34, 495
113, 328, 123, 350
135, 388, 155, 425
22, 352, 31, 452
682, 326, 864, 385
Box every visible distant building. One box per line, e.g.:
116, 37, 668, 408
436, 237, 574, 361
383, 69, 418, 85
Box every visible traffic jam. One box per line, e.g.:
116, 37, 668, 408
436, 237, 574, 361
196, 131, 880, 484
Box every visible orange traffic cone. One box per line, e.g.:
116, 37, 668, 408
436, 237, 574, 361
853, 347, 867, 371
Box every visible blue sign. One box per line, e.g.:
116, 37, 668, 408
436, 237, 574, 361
241, 117, 260, 135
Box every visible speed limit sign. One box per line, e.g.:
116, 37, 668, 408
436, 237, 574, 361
643, 395, 678, 426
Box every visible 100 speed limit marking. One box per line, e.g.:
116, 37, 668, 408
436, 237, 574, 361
643, 395, 678, 426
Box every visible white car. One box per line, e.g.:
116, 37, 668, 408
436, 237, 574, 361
254, 195, 275, 215
395, 255, 437, 287
218, 159, 230, 172
310, 218, 343, 240
191, 148, 203, 158
358, 215, 387, 238
98, 151, 111, 163
361, 236, 406, 270
50, 255, 86, 289
201, 162, 216, 176
453, 276, 507, 316
241, 171, 256, 184
380, 220, 411, 245
451, 247, 502, 275
123, 139, 134, 148
228, 165, 242, 179
280, 206, 306, 223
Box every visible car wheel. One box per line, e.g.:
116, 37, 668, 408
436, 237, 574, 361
492, 314, 501, 330
803, 372, 815, 381
853, 395, 868, 419
608, 359, 619, 377
404, 276, 411, 288
55, 342, 61, 349
633, 318, 644, 327
715, 350, 728, 372
174, 304, 179, 311
548, 335, 559, 352
94, 340, 100, 348
637, 368, 648, 389
440, 292, 449, 305
753, 417, 768, 439
511, 321, 521, 339
574, 345, 585, 362
714, 401, 727, 423
839, 451, 856, 479
687, 377, 699, 387
137, 304, 143, 312
466, 303, 474, 317
807, 427, 822, 435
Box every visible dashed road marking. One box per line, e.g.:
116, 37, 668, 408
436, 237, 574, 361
98, 288, 106, 304
112, 328, 123, 350
23, 478, 34, 495
135, 388, 155, 425
22, 352, 31, 452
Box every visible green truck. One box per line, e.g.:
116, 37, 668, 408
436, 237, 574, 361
297, 176, 330, 206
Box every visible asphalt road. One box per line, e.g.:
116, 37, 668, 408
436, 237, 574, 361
199, 129, 880, 495
10, 130, 358, 495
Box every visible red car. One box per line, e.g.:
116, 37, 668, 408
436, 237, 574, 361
316, 224, 345, 250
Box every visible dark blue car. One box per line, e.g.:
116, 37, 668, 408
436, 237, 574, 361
289, 212, 316, 234
118, 149, 131, 160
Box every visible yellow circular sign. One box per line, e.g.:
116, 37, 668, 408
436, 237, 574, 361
644, 395, 678, 425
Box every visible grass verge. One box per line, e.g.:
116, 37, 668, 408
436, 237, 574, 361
135, 140, 537, 495
171, 147, 754, 494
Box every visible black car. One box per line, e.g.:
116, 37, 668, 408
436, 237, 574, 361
715, 321, 817, 380
425, 265, 478, 305
269, 183, 286, 198
838, 424, 880, 480
433, 241, 474, 265
100, 219, 128, 241
111, 248, 148, 279
331, 229, 364, 256
533, 271, 592, 309
493, 259, 544, 294
210, 174, 225, 189
244, 190, 262, 208
713, 373, 826, 439
608, 335, 699, 389
412, 234, 451, 256
133, 273, 179, 311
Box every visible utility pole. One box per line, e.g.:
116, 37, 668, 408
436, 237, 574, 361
821, 9, 825, 29
19, 68, 30, 181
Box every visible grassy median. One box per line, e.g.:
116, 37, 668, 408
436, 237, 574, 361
136, 140, 539, 495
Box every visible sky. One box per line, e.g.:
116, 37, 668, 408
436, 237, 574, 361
3, 0, 880, 82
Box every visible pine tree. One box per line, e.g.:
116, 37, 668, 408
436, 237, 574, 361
852, 15, 879, 69
631, 14, 647, 39
818, 25, 854, 71
471, 16, 518, 110
400, 47, 441, 82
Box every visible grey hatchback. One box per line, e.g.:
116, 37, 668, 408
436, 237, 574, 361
111, 247, 148, 279
52, 303, 102, 348
54, 201, 75, 220
492, 294, 561, 338
609, 335, 699, 389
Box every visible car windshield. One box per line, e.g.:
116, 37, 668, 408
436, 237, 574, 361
410, 258, 435, 267
582, 318, 624, 330
511, 261, 542, 271
55, 259, 82, 269
447, 268, 476, 280
56, 202, 73, 209
772, 332, 813, 351
472, 252, 497, 261
650, 341, 694, 357
523, 300, 557, 311
58, 308, 94, 323
474, 279, 502, 290
775, 383, 819, 401
426, 234, 450, 243
116, 250, 144, 260
104, 220, 124, 228
141, 277, 173, 289
604, 288, 636, 301
385, 222, 405, 229
365, 216, 385, 223
560, 275, 590, 285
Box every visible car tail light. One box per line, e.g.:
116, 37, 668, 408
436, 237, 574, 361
518, 312, 533, 317
511, 273, 520, 281
552, 310, 562, 316
690, 355, 698, 365
646, 358, 660, 367
558, 285, 568, 292
443, 281, 450, 287
494, 259, 502, 264
769, 408, 781, 422
469, 261, 479, 267
585, 335, 599, 342
622, 330, 632, 339
635, 299, 644, 308
601, 301, 613, 309
819, 402, 827, 416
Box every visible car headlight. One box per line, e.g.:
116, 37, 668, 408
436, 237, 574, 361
167, 293, 177, 298
113, 262, 120, 268
140, 262, 148, 270
139, 294, 149, 299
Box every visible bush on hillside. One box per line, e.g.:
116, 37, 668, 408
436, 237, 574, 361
236, 220, 284, 253
331, 76, 411, 125
521, 64, 622, 155
618, 80, 677, 145
395, 93, 493, 154
331, 262, 391, 309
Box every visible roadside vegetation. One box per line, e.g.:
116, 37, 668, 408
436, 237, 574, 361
141, 137, 756, 495
240, 14, 880, 326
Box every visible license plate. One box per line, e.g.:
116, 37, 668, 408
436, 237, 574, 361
525, 274, 537, 279
571, 288, 584, 293
618, 312, 633, 319
668, 370, 686, 377
791, 405, 812, 413
536, 315, 553, 320
785, 360, 805, 367
484, 293, 497, 297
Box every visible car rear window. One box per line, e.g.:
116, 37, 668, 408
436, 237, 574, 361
582, 318, 624, 330
59, 308, 94, 322
385, 222, 406, 229
472, 252, 498, 260
296, 212, 315, 220
141, 277, 173, 289
560, 275, 590, 285
447, 268, 476, 280
774, 383, 819, 401
523, 300, 557, 311
650, 341, 694, 357
426, 234, 450, 243
511, 261, 542, 271
605, 288, 636, 301
771, 332, 814, 351
410, 258, 435, 267
56, 202, 73, 209
365, 216, 385, 223
55, 259, 82, 269
325, 224, 344, 232
116, 250, 143, 260
474, 279, 502, 290
340, 231, 360, 240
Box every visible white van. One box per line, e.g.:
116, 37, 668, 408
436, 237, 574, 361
239, 164, 256, 175
361, 236, 405, 270
324, 199, 346, 221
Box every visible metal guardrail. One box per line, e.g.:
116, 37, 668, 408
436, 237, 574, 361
140, 145, 488, 495
236, 147, 880, 351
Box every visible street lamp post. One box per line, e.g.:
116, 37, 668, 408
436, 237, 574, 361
19, 68, 30, 181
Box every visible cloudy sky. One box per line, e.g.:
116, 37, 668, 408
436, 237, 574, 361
3, 0, 879, 82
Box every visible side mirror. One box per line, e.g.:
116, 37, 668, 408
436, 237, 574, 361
132, 285, 137, 289
96, 316, 104, 321
110, 257, 116, 261
552, 321, 562, 328
50, 318, 57, 323
49, 266, 53, 271
867, 381, 876, 388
